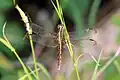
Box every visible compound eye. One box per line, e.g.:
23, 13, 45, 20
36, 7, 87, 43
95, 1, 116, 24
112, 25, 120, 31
89, 38, 97, 46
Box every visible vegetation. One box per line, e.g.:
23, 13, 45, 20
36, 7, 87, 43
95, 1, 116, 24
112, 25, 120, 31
0, 0, 120, 80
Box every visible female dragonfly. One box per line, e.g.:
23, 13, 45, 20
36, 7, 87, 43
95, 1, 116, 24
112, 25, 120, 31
29, 23, 96, 70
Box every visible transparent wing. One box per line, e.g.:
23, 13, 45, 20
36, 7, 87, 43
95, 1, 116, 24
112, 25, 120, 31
30, 23, 58, 47
32, 33, 58, 47
31, 23, 57, 35
30, 23, 96, 47
67, 31, 97, 46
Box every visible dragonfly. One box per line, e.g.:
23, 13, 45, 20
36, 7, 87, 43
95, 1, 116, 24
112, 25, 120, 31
28, 23, 97, 70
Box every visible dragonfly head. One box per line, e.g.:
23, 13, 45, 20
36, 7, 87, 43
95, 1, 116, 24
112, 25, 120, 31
57, 24, 64, 30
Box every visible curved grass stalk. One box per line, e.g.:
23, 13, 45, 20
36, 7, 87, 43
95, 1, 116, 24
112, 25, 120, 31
113, 60, 120, 74
88, 0, 101, 28
96, 47, 120, 78
19, 63, 52, 80
91, 48, 103, 80
27, 66, 39, 79
13, 0, 39, 79
0, 22, 32, 80
19, 67, 40, 80
37, 63, 52, 80
51, 0, 80, 80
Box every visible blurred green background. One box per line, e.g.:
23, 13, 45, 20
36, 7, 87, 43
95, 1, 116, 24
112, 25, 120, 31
0, 0, 120, 80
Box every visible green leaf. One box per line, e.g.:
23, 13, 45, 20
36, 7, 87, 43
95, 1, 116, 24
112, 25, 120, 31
116, 32, 120, 45
0, 0, 13, 10
0, 14, 5, 37
62, 0, 90, 38
5, 22, 26, 50
111, 15, 120, 26
104, 63, 118, 80
0, 67, 18, 80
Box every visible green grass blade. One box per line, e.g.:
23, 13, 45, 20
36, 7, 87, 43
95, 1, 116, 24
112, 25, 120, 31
51, 0, 80, 80
0, 22, 32, 80
14, 2, 39, 79
37, 63, 52, 80
92, 48, 103, 80
96, 47, 120, 78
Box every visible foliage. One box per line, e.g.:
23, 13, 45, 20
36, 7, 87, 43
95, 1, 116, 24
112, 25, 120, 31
1, 0, 120, 80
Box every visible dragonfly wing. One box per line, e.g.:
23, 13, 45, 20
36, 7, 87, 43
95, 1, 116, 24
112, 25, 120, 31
31, 23, 57, 35
30, 23, 58, 47
64, 31, 97, 46
32, 34, 58, 47
69, 36, 97, 46
67, 27, 96, 40
31, 23, 57, 38
31, 23, 45, 34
